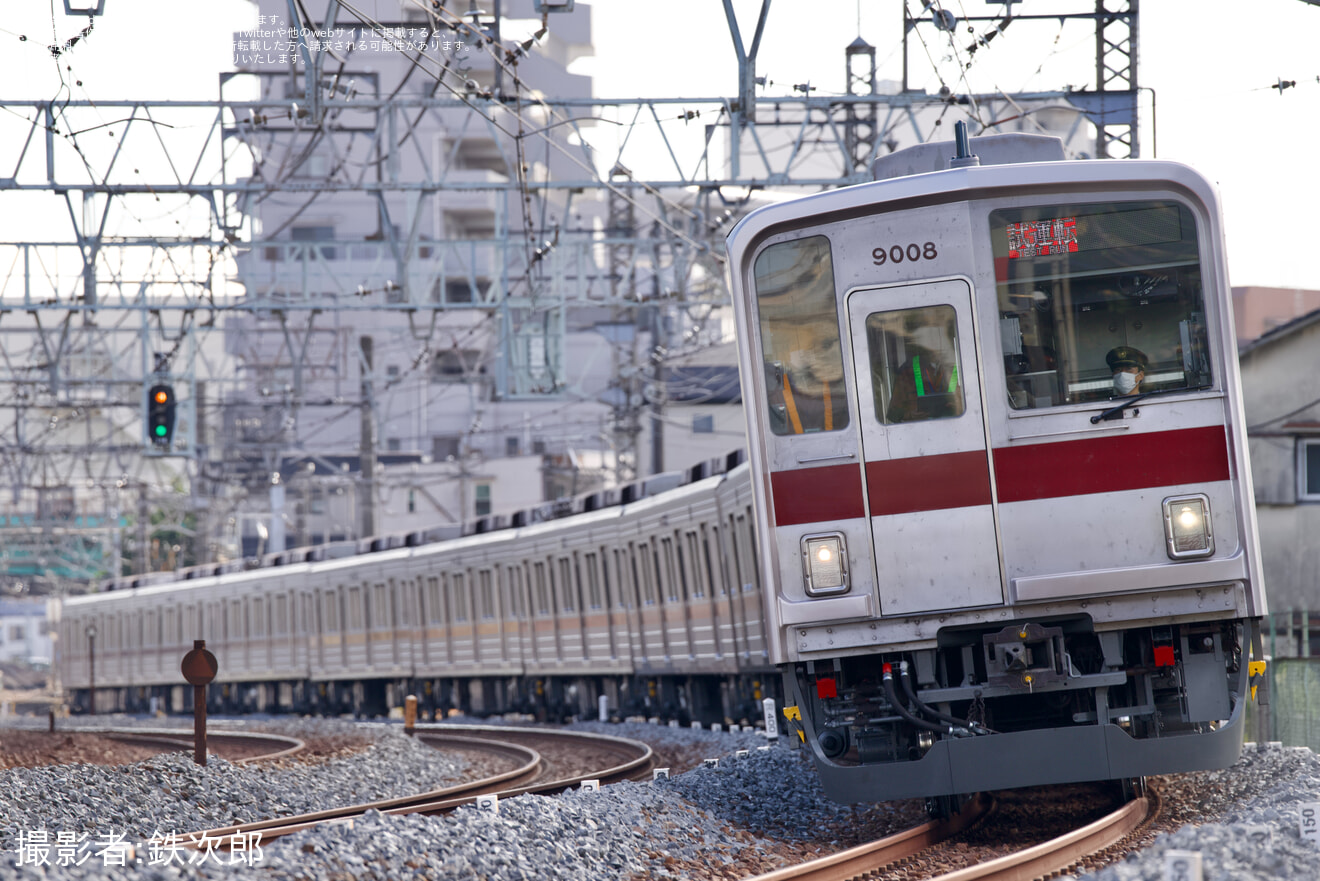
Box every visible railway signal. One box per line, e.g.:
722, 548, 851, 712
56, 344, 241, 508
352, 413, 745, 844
146, 383, 176, 448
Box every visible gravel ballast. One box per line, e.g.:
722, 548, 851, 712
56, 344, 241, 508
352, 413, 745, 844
1071, 742, 1320, 881
2, 716, 1318, 880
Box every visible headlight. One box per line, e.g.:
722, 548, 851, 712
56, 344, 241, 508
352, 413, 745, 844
1162, 494, 1214, 559
801, 532, 849, 596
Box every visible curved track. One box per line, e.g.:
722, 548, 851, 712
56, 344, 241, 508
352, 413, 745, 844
178, 724, 653, 850
749, 786, 1158, 881
748, 796, 993, 881
96, 727, 305, 763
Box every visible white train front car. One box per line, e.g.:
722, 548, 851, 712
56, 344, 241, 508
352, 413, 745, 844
725, 133, 1266, 802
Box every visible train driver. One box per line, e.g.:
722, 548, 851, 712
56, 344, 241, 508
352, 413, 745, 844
1106, 345, 1148, 396
885, 346, 963, 423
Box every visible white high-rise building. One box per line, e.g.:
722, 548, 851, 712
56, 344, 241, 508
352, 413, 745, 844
222, 1, 658, 554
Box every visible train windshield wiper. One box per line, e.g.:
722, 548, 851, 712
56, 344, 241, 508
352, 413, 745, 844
1089, 385, 1212, 424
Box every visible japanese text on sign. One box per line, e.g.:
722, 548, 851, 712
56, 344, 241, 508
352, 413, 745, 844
234, 16, 466, 65
1006, 217, 1078, 259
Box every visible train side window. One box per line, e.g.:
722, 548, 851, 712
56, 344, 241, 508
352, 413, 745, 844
683, 532, 705, 599
753, 235, 850, 435
611, 549, 631, 609
584, 552, 603, 609
990, 201, 1213, 409
633, 542, 655, 605
558, 558, 577, 613
324, 593, 340, 632
508, 566, 525, 619
453, 573, 468, 622
426, 577, 443, 624
864, 305, 966, 425
534, 562, 550, 615
659, 537, 681, 602
599, 548, 616, 610
727, 516, 745, 591
703, 525, 726, 597
347, 588, 364, 630
625, 545, 644, 608
478, 570, 495, 619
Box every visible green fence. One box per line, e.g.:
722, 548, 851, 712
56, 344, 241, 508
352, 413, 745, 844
1241, 611, 1320, 749
1252, 658, 1320, 751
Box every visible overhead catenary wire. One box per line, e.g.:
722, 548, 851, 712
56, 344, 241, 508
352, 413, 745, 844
335, 0, 719, 259
2, 0, 1146, 583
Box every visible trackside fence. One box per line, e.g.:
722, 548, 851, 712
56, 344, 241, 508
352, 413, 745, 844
1243, 610, 1320, 751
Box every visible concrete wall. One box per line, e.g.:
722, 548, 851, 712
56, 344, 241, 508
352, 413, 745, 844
1239, 314, 1320, 613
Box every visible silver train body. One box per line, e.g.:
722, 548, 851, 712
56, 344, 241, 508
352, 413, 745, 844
723, 134, 1267, 802
55, 455, 778, 724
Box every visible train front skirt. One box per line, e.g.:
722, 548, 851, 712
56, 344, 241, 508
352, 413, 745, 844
788, 660, 1249, 802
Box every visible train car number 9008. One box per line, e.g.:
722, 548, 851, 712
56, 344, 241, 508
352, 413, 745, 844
873, 243, 938, 265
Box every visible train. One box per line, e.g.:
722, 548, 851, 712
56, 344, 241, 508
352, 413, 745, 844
723, 126, 1267, 805
55, 126, 1267, 810
55, 453, 777, 726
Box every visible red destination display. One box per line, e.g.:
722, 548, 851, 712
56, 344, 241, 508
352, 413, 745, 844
1006, 216, 1078, 258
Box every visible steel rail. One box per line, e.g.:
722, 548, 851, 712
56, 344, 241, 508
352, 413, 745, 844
175, 733, 543, 847
749, 790, 1155, 881
414, 723, 658, 789
97, 727, 306, 763
177, 725, 652, 849
746, 795, 992, 881
932, 795, 1150, 881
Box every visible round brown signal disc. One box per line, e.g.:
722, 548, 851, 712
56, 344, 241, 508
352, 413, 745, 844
181, 647, 218, 686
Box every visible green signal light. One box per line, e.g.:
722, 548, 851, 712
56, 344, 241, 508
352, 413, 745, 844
154, 425, 167, 437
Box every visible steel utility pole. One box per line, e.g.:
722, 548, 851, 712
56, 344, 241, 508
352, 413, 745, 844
359, 334, 377, 539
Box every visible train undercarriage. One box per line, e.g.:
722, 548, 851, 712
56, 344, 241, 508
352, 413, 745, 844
66, 671, 781, 730
787, 616, 1255, 802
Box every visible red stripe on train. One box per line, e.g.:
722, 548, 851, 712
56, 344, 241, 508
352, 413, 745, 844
770, 463, 866, 526
865, 450, 992, 516
768, 425, 1231, 526
991, 424, 1230, 503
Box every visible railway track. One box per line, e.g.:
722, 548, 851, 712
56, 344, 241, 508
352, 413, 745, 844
177, 724, 654, 850
99, 728, 306, 764
749, 784, 1158, 881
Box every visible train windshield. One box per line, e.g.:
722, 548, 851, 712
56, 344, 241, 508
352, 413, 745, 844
990, 200, 1212, 410
754, 235, 850, 435
863, 305, 965, 425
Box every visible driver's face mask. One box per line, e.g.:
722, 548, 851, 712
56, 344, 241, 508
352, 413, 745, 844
1113, 371, 1139, 395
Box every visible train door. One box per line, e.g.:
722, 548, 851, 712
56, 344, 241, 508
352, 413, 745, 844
845, 278, 1004, 614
